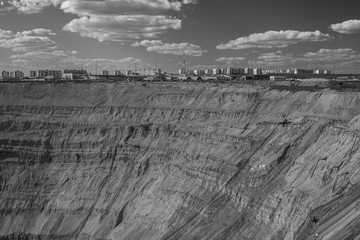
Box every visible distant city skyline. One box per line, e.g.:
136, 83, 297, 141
1, 0, 360, 73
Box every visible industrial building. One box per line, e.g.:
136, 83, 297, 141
270, 76, 287, 81
62, 73, 73, 80
63, 69, 88, 79
38, 70, 62, 80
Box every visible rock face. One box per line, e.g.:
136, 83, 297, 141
1, 82, 360, 240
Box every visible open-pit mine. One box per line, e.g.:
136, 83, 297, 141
1, 82, 360, 240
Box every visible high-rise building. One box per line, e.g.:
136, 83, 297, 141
114, 70, 122, 75
15, 70, 24, 78
2, 71, 10, 78
293, 69, 314, 75
193, 69, 205, 76
212, 68, 221, 76
263, 69, 277, 74
253, 68, 262, 75
245, 68, 253, 75
102, 70, 109, 75
38, 70, 62, 80
314, 69, 331, 75
30, 71, 37, 78
226, 68, 245, 75
178, 69, 185, 74
224, 68, 234, 75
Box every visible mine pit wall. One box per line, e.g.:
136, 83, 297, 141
1, 82, 360, 240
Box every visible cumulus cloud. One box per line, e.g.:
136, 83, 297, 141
7, 0, 197, 14
0, 61, 21, 68
302, 48, 359, 62
190, 64, 218, 70
7, 0, 62, 14
132, 39, 205, 56
1, 26, 151, 71
60, 1, 188, 42
215, 57, 246, 63
17, 28, 56, 36
0, 1, 15, 13
258, 51, 293, 61
248, 51, 295, 67
31, 28, 56, 35
0, 28, 56, 52
330, 19, 360, 34
64, 57, 149, 69
1, 35, 56, 52
10, 49, 150, 71
8, 49, 76, 70
0, 29, 14, 39
6, 1, 198, 42
63, 15, 181, 42
10, 50, 76, 60
216, 30, 332, 50
248, 48, 360, 70
59, 0, 197, 16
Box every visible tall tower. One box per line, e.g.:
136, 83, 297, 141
182, 51, 187, 75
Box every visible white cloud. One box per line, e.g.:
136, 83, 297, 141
190, 64, 218, 70
63, 15, 181, 42
215, 57, 245, 62
0, 29, 14, 39
9, 50, 75, 70
7, 0, 197, 15
330, 19, 360, 34
132, 39, 205, 56
32, 28, 56, 35
5, 1, 199, 42
61, 56, 151, 72
59, 0, 197, 16
216, 30, 332, 50
73, 56, 146, 66
248, 51, 295, 67
0, 28, 56, 52
10, 49, 150, 71
8, 0, 62, 14
258, 51, 293, 61
10, 50, 75, 60
1, 26, 150, 72
247, 48, 360, 72
0, 61, 21, 68
0, 1, 15, 13
18, 28, 56, 36
302, 48, 359, 62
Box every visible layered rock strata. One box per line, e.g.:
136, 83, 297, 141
1, 82, 360, 240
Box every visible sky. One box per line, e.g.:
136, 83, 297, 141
1, 0, 360, 74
